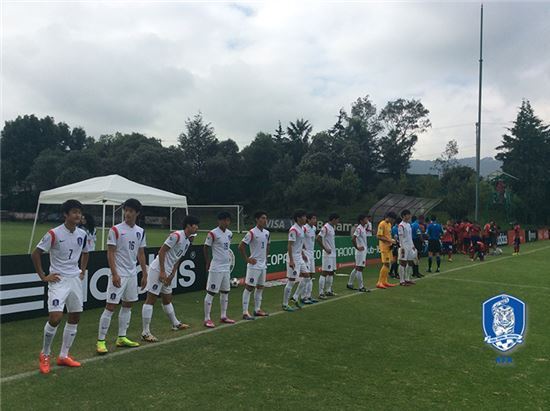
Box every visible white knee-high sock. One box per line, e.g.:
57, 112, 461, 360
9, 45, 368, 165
294, 280, 306, 301
220, 293, 229, 318
204, 294, 214, 321
98, 309, 113, 340
399, 265, 405, 283
348, 269, 357, 286
326, 275, 334, 292
356, 270, 364, 288
142, 304, 153, 335
283, 281, 294, 305
59, 323, 78, 358
406, 265, 412, 282
242, 288, 251, 313
162, 303, 179, 327
319, 275, 326, 294
118, 307, 132, 337
304, 277, 313, 298
42, 322, 58, 356
254, 288, 263, 312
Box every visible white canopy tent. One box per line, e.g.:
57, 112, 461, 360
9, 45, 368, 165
28, 175, 188, 252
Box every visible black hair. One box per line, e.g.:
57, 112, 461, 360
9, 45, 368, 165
254, 210, 268, 220
183, 215, 200, 228
411, 215, 417, 222
395, 217, 402, 225
123, 198, 142, 213
386, 211, 398, 220
217, 211, 231, 220
357, 214, 367, 223
401, 209, 411, 218
306, 212, 317, 220
62, 199, 83, 215
293, 209, 307, 222
80, 213, 96, 234
431, 215, 437, 221
328, 213, 340, 221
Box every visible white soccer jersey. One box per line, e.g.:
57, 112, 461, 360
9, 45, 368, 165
36, 224, 89, 277
242, 226, 270, 270
204, 227, 233, 272
319, 223, 336, 255
82, 227, 97, 251
353, 223, 367, 249
150, 230, 191, 274
365, 221, 373, 237
107, 222, 146, 277
304, 224, 316, 252
398, 221, 414, 248
288, 223, 306, 261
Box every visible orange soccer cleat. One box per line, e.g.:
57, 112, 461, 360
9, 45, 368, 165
57, 355, 81, 367
39, 352, 51, 374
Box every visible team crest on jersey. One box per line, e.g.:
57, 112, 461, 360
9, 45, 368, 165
152, 284, 158, 290
77, 237, 83, 246
52, 299, 59, 306
136, 232, 141, 240
110, 293, 117, 300
482, 294, 526, 352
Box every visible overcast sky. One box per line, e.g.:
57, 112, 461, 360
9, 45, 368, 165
2, 1, 549, 160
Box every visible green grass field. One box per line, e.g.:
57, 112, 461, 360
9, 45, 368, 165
1, 241, 549, 409
0, 221, 288, 255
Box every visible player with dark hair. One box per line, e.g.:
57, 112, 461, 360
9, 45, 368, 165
142, 215, 200, 341
317, 213, 340, 298
97, 199, 148, 353
32, 200, 89, 373
239, 211, 270, 320
513, 223, 521, 255
441, 220, 455, 262
347, 214, 369, 292
283, 210, 308, 310
376, 211, 398, 289
203, 212, 235, 327
426, 215, 443, 273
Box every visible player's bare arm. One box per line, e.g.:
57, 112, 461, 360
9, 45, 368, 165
316, 234, 330, 254
239, 241, 256, 265
31, 248, 60, 283
203, 244, 212, 271
138, 246, 148, 289
158, 244, 171, 285
288, 240, 295, 268
79, 252, 89, 280
107, 244, 121, 287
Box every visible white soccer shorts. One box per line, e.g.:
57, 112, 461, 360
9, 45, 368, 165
304, 251, 315, 273
398, 247, 417, 261
145, 267, 173, 295
354, 250, 367, 267
245, 267, 266, 287
206, 271, 231, 293
322, 254, 337, 272
106, 275, 138, 304
48, 276, 83, 313
286, 258, 308, 279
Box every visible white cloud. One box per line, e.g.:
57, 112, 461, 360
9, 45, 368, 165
2, 1, 549, 158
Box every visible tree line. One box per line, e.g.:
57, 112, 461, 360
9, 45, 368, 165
1, 96, 548, 223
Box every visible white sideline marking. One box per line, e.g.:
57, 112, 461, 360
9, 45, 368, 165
2, 244, 549, 384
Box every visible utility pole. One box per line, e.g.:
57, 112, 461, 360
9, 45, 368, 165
475, 3, 484, 222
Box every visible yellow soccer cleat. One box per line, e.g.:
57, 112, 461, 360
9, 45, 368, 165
96, 340, 108, 355
116, 336, 140, 348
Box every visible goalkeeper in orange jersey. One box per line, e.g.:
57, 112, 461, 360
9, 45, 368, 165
376, 211, 399, 289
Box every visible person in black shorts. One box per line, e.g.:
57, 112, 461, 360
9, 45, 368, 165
426, 216, 443, 273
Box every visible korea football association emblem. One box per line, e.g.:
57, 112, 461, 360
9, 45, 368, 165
482, 294, 526, 352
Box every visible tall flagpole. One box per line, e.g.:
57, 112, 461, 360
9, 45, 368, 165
475, 3, 484, 222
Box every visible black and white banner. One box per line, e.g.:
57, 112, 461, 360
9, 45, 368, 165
0, 246, 206, 322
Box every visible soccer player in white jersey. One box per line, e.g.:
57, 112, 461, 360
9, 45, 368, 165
317, 213, 340, 299
203, 212, 236, 328
283, 209, 308, 311
31, 200, 90, 374
398, 209, 417, 287
347, 214, 369, 292
239, 211, 270, 320
295, 212, 318, 304
141, 215, 200, 342
96, 199, 148, 354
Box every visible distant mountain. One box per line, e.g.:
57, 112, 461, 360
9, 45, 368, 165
408, 157, 502, 177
